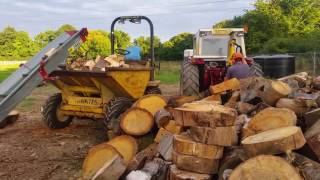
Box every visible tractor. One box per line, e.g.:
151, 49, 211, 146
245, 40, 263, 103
180, 28, 263, 96
40, 16, 160, 137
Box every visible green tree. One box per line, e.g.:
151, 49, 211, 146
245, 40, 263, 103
159, 33, 193, 60
134, 36, 161, 58
114, 30, 131, 49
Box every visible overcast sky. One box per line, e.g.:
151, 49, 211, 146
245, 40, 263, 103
0, 0, 255, 41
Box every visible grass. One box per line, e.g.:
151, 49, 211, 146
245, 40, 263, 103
155, 61, 180, 84
0, 64, 20, 82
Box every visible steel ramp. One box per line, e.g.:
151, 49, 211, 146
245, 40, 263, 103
0, 28, 88, 123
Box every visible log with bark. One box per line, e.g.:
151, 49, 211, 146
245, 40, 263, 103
239, 77, 267, 103
167, 95, 200, 108
229, 155, 303, 180
242, 126, 306, 157
154, 128, 173, 143
127, 143, 158, 171
173, 104, 238, 127
169, 165, 211, 180
200, 94, 222, 105
91, 154, 126, 180
288, 152, 320, 180
173, 134, 223, 159
134, 95, 167, 115
107, 135, 138, 164
278, 72, 309, 87
276, 98, 315, 117
158, 133, 174, 161
259, 80, 292, 106
82, 143, 122, 179
172, 150, 220, 174
224, 91, 240, 108
209, 78, 240, 94
120, 107, 154, 136
235, 102, 256, 114
241, 107, 297, 139
305, 119, 320, 160
154, 108, 172, 128
190, 126, 238, 146
304, 108, 320, 128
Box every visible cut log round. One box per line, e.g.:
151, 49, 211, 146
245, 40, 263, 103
260, 80, 292, 106
169, 165, 211, 180
245, 107, 297, 137
133, 94, 167, 115
173, 134, 223, 159
120, 107, 154, 136
172, 151, 219, 174
154, 108, 172, 128
82, 143, 120, 179
209, 78, 240, 94
174, 104, 238, 127
91, 154, 126, 180
276, 98, 312, 117
107, 135, 138, 164
190, 126, 238, 146
229, 155, 303, 180
242, 126, 306, 157
305, 119, 320, 160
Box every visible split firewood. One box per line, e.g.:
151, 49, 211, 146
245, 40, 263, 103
259, 80, 292, 106
229, 155, 303, 180
164, 120, 182, 134
126, 158, 166, 180
107, 135, 138, 164
276, 98, 316, 117
224, 91, 240, 108
105, 56, 121, 67
242, 126, 306, 157
134, 95, 167, 115
235, 102, 256, 114
190, 126, 238, 146
154, 108, 172, 128
209, 78, 240, 94
278, 72, 308, 83
158, 133, 174, 161
173, 134, 223, 159
172, 150, 219, 174
84, 60, 96, 71
242, 107, 297, 139
287, 152, 320, 180
200, 94, 222, 105
127, 143, 158, 171
120, 107, 154, 136
218, 147, 247, 180
305, 119, 320, 160
82, 143, 121, 179
169, 165, 211, 180
91, 154, 126, 180
167, 95, 199, 108
174, 103, 237, 127
154, 128, 173, 143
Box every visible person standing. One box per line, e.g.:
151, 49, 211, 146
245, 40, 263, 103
225, 52, 250, 80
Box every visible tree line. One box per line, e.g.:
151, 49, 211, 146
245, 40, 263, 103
0, 24, 193, 61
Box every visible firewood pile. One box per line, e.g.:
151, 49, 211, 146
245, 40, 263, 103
81, 72, 320, 180
66, 55, 129, 71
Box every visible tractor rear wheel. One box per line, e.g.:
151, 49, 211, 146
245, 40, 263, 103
180, 60, 200, 96
42, 93, 73, 129
104, 97, 133, 138
144, 87, 162, 95
249, 61, 264, 77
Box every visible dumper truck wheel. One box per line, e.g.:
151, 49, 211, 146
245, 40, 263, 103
104, 97, 133, 138
144, 87, 162, 95
180, 60, 200, 96
249, 61, 264, 77
42, 93, 73, 129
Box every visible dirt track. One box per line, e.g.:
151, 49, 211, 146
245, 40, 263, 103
0, 84, 179, 180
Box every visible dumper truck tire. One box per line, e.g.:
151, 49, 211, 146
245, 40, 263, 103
249, 62, 264, 77
42, 93, 73, 129
180, 60, 200, 96
104, 97, 133, 138
145, 87, 162, 95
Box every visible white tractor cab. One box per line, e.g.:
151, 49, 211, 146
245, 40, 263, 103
181, 28, 263, 96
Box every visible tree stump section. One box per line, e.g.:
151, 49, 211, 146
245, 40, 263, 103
91, 154, 126, 180
305, 119, 320, 160
107, 135, 138, 164
259, 80, 292, 106
120, 107, 154, 136
172, 151, 219, 174
174, 104, 237, 127
242, 107, 297, 139
173, 134, 223, 159
82, 144, 121, 179
242, 126, 306, 157
229, 155, 303, 180
190, 126, 238, 146
133, 95, 167, 115
169, 165, 211, 180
